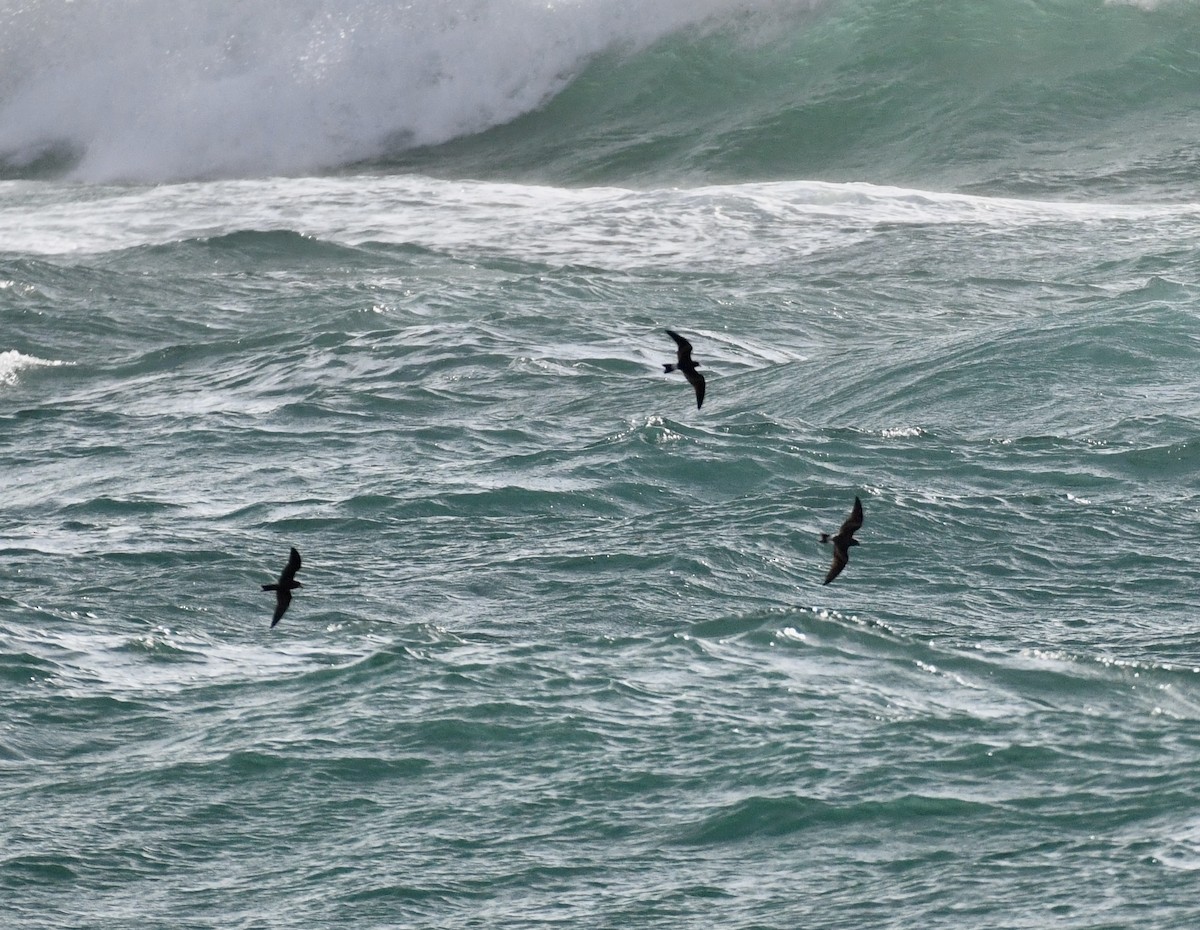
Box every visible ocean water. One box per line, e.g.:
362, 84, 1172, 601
4, 1, 1200, 927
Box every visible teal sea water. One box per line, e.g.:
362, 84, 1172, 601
5, 1, 1200, 926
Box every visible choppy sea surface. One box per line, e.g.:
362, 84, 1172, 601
5, 1, 1200, 927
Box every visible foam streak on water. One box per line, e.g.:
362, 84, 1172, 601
4, 175, 1200, 264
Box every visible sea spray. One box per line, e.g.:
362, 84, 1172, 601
0, 0, 825, 182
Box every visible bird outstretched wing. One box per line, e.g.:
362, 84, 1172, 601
840, 497, 863, 536
823, 546, 849, 585
271, 589, 292, 627
665, 329, 693, 361
280, 547, 301, 586
684, 368, 705, 409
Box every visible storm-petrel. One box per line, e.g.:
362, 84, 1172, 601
262, 547, 302, 627
819, 496, 863, 585
663, 329, 705, 409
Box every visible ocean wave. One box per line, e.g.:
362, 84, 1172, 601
393, 0, 1200, 196
2, 0, 1197, 193
0, 0, 821, 183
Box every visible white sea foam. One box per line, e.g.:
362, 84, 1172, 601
0, 349, 69, 386
4, 173, 1199, 265
0, 0, 821, 182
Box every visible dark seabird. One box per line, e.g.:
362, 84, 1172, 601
262, 547, 302, 627
663, 329, 706, 409
819, 496, 863, 585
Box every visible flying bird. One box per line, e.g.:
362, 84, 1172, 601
262, 547, 303, 627
663, 329, 705, 409
819, 496, 863, 585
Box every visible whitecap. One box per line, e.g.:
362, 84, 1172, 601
0, 349, 70, 386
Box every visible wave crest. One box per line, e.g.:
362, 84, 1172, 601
2, 0, 1196, 194
0, 0, 821, 182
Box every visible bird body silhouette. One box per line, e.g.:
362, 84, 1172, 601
262, 547, 303, 627
819, 497, 863, 585
663, 329, 705, 409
